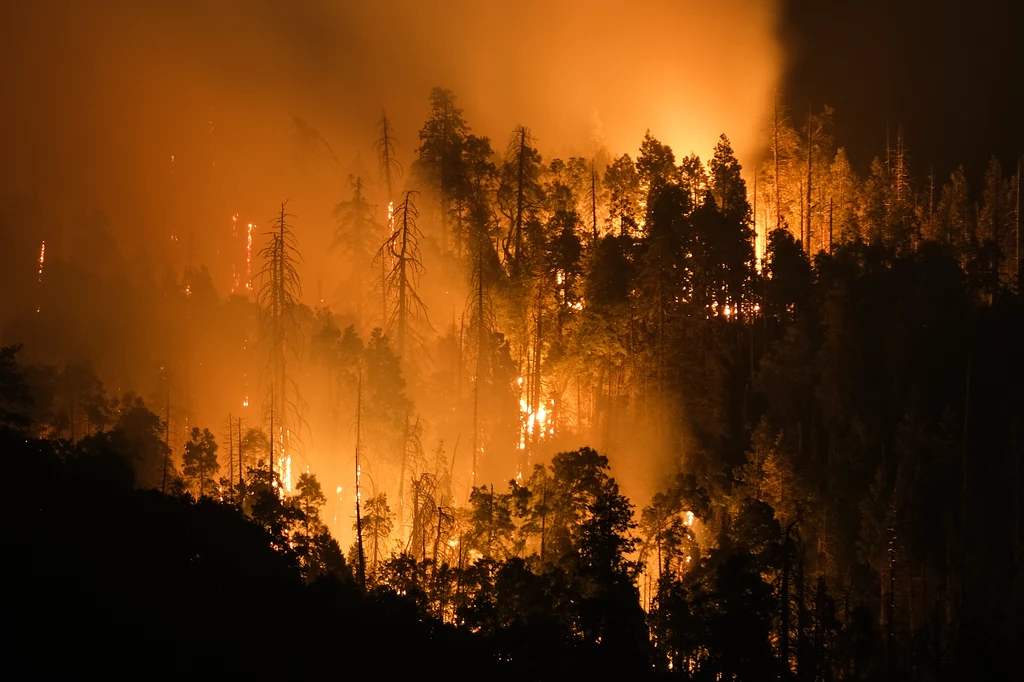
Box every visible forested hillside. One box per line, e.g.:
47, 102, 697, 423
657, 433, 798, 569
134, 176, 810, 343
2, 86, 1021, 679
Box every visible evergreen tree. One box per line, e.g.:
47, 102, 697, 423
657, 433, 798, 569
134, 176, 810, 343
182, 426, 219, 497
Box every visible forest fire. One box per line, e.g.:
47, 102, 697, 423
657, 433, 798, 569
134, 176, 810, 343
2, 0, 1021, 677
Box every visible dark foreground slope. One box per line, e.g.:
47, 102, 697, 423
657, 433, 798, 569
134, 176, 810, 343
4, 430, 491, 678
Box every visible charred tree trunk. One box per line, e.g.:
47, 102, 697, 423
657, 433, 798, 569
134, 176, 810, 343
354, 368, 366, 587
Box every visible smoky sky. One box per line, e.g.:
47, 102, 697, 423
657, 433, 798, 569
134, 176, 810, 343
2, 0, 782, 270
780, 0, 1023, 180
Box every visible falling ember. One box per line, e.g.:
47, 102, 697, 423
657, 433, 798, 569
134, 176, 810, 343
245, 223, 253, 291
185, 284, 191, 297
231, 213, 238, 238
37, 240, 46, 282
242, 395, 248, 408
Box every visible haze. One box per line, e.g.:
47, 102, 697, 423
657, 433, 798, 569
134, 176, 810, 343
2, 0, 781, 276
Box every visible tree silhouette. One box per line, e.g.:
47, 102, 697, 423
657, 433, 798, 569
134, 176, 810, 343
256, 202, 304, 479
375, 109, 402, 203
413, 87, 469, 251
182, 426, 218, 497
332, 176, 377, 318
498, 125, 544, 269
375, 191, 429, 361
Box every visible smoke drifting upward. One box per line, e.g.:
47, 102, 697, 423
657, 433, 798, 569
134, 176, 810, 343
2, 0, 783, 508
2, 0, 782, 247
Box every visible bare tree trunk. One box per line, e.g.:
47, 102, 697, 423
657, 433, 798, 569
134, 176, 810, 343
355, 367, 366, 587
399, 411, 410, 528
269, 383, 275, 477
829, 195, 834, 254
806, 103, 813, 253
1011, 152, 1019, 290
397, 209, 409, 359
162, 380, 170, 493
472, 235, 485, 492
515, 127, 526, 262
781, 533, 791, 676
237, 416, 243, 487
227, 412, 234, 487
774, 92, 781, 233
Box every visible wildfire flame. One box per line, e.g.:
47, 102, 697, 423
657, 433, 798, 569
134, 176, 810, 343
519, 394, 554, 450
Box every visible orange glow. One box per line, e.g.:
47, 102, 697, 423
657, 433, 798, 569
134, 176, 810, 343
37, 240, 45, 282
245, 223, 253, 291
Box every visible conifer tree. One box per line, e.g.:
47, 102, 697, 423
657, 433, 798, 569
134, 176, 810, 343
257, 202, 304, 478
375, 191, 429, 361
182, 426, 219, 497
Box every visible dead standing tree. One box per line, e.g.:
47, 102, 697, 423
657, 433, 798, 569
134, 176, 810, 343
257, 202, 305, 481
374, 191, 430, 362
375, 110, 402, 203
375, 110, 404, 328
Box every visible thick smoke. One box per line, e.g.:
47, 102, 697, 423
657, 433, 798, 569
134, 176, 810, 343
1, 0, 784, 514
2, 0, 782, 259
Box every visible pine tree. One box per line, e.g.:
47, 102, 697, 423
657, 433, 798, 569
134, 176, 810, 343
605, 153, 642, 236
413, 87, 469, 251
332, 176, 377, 318
498, 125, 545, 269
182, 426, 219, 497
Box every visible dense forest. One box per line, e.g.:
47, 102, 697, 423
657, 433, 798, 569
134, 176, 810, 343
2, 87, 1022, 679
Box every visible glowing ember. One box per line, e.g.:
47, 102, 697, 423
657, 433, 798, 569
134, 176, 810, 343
245, 223, 253, 291
37, 240, 45, 282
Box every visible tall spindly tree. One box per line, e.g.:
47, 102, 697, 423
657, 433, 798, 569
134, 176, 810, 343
257, 202, 304, 478
375, 191, 430, 361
